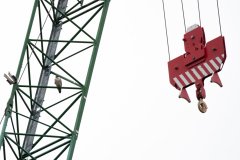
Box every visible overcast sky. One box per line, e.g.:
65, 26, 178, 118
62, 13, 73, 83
0, 0, 240, 159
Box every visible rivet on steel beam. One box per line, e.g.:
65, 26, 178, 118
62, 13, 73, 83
174, 67, 178, 70
212, 47, 217, 51
192, 57, 195, 60
191, 35, 194, 39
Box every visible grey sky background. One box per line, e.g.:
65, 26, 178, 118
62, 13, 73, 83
0, 0, 240, 159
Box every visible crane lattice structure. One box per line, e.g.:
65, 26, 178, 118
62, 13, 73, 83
0, 0, 110, 159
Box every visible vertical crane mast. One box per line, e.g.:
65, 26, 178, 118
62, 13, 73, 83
0, 0, 110, 159
22, 0, 69, 154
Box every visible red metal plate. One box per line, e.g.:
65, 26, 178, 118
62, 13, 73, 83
168, 35, 226, 91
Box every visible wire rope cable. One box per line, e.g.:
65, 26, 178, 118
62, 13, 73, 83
216, 0, 222, 35
197, 0, 202, 26
161, 0, 171, 61
181, 0, 187, 33
18, 8, 52, 83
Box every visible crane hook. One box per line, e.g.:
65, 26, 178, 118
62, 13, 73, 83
198, 98, 207, 113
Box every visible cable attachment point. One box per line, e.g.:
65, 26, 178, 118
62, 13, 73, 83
54, 19, 62, 25
5, 100, 13, 116
198, 98, 207, 113
4, 72, 17, 85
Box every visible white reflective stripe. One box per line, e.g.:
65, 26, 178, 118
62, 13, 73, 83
222, 54, 224, 58
185, 71, 195, 82
216, 57, 222, 64
173, 77, 183, 89
191, 68, 201, 79
203, 63, 214, 74
197, 65, 207, 76
210, 60, 219, 70
179, 74, 189, 85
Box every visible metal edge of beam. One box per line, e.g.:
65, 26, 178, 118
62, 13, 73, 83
66, 0, 111, 159
0, 0, 39, 151
21, 0, 69, 155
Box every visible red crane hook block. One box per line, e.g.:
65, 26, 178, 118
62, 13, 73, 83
168, 24, 226, 112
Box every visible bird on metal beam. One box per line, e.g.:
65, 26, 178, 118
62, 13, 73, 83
54, 76, 62, 93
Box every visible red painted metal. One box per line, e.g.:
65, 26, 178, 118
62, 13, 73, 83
179, 88, 191, 103
168, 25, 226, 102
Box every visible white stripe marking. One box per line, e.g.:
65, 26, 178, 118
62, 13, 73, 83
222, 54, 224, 58
185, 71, 195, 83
216, 57, 222, 64
179, 74, 189, 85
198, 65, 207, 76
191, 68, 201, 79
210, 60, 219, 70
203, 63, 214, 74
173, 77, 183, 89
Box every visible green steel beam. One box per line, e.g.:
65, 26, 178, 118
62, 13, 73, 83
56, 4, 103, 59
50, 0, 57, 23
63, 2, 104, 24
4, 137, 19, 159
44, 91, 82, 110
17, 88, 73, 133
33, 140, 70, 159
37, 0, 45, 64
67, 0, 110, 159
40, 0, 54, 23
2, 139, 6, 160
26, 47, 33, 109
53, 44, 94, 65
0, 0, 39, 149
18, 85, 81, 90
54, 143, 70, 159
65, 2, 79, 15
12, 111, 69, 135
65, 0, 98, 16
5, 135, 36, 160
30, 137, 65, 155
28, 42, 83, 86
54, 28, 88, 59
29, 39, 94, 43
9, 118, 18, 151
81, 0, 85, 5
44, 0, 95, 41
28, 44, 43, 67
6, 132, 70, 139
16, 90, 32, 114
14, 93, 21, 158
32, 94, 82, 149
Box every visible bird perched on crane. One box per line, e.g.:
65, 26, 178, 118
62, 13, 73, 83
54, 76, 62, 93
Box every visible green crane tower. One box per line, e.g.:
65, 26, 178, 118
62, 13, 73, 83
0, 0, 110, 159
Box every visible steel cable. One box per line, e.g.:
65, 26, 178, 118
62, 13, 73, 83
18, 8, 52, 83
161, 0, 171, 61
216, 0, 222, 35
181, 0, 186, 33
197, 0, 202, 26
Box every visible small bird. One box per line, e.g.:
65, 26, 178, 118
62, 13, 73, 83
54, 76, 62, 93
